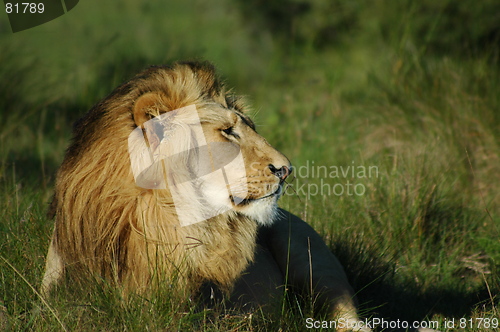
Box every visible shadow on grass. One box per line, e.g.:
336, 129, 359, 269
332, 238, 496, 329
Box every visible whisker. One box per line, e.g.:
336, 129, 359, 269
283, 175, 302, 203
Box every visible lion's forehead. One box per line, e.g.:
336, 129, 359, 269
198, 106, 233, 121
197, 105, 254, 129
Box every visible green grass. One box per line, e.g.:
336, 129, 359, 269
1, 0, 499, 330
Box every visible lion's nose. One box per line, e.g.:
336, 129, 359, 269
269, 164, 291, 181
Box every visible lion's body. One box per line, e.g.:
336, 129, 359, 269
42, 62, 290, 296
42, 61, 371, 332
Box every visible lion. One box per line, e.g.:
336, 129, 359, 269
41, 61, 369, 331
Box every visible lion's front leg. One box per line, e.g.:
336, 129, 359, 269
40, 235, 64, 297
265, 209, 372, 331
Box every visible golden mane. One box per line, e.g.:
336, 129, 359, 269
42, 62, 371, 332
46, 62, 258, 295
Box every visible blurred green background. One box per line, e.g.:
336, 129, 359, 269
1, 0, 499, 330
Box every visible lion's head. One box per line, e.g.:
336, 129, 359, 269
128, 85, 291, 227
43, 61, 291, 296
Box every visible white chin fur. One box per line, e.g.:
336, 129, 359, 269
240, 196, 279, 226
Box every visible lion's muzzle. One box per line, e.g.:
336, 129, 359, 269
269, 164, 291, 182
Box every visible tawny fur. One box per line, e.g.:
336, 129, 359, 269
42, 62, 289, 297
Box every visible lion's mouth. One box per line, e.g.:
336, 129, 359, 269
230, 185, 284, 206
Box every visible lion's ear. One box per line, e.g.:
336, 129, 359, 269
133, 92, 165, 128
133, 92, 166, 151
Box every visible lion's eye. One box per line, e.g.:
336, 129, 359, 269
222, 127, 240, 139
